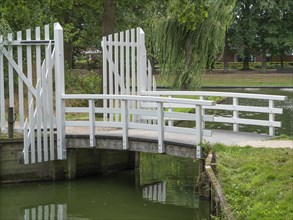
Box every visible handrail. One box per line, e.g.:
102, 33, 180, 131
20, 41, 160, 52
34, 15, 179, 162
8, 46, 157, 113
62, 94, 215, 106
141, 91, 287, 101
141, 90, 286, 136
62, 94, 215, 153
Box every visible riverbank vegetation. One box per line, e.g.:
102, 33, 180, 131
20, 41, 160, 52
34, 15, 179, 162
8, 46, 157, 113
214, 144, 293, 219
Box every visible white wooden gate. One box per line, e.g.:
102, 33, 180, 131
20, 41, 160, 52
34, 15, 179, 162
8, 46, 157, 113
101, 27, 156, 122
0, 23, 65, 164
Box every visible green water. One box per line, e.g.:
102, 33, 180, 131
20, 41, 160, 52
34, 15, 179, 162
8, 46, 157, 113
0, 154, 210, 220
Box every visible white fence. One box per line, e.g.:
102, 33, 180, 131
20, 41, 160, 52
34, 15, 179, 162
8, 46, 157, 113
0, 23, 65, 164
141, 91, 287, 136
62, 94, 215, 153
102, 28, 155, 123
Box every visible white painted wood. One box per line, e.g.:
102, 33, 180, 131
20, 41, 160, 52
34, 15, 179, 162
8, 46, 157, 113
114, 33, 119, 122
214, 116, 281, 127
36, 79, 43, 162
54, 23, 66, 160
269, 100, 275, 136
89, 100, 96, 147
120, 31, 125, 94
167, 95, 174, 126
17, 31, 24, 129
23, 120, 29, 164
157, 102, 165, 153
121, 100, 129, 149
141, 90, 287, 101
26, 28, 36, 164
62, 94, 215, 106
233, 97, 239, 132
200, 96, 205, 129
108, 34, 114, 121
0, 35, 5, 132
102, 37, 108, 121
125, 30, 130, 96
195, 106, 202, 145
8, 33, 14, 108
203, 104, 283, 114
131, 28, 136, 122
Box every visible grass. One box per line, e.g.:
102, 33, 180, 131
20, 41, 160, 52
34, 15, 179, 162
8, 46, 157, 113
214, 144, 293, 220
155, 72, 293, 88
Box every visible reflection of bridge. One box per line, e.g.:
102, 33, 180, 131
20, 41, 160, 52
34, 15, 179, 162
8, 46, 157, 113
0, 24, 287, 165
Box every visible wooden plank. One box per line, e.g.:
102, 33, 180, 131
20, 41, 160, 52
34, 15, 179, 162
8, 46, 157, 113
157, 102, 165, 153
114, 33, 119, 122
0, 35, 5, 131
131, 28, 136, 122
125, 30, 130, 96
121, 100, 129, 149
120, 31, 125, 94
195, 105, 203, 144
233, 97, 239, 132
102, 36, 108, 121
88, 100, 96, 147
26, 28, 36, 164
108, 34, 114, 122
269, 100, 275, 136
8, 33, 14, 108
54, 23, 66, 160
17, 31, 24, 129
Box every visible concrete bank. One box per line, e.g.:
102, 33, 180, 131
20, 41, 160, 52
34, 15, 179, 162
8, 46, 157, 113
0, 138, 135, 184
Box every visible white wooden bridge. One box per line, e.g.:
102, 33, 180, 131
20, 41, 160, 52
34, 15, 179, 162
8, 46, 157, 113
0, 24, 287, 164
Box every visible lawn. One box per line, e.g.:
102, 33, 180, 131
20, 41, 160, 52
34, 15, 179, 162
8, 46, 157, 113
155, 71, 293, 88
214, 144, 293, 220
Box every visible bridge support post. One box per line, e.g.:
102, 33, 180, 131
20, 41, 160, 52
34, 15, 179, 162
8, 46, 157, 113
233, 97, 239, 132
269, 100, 275, 136
157, 102, 165, 153
66, 149, 76, 180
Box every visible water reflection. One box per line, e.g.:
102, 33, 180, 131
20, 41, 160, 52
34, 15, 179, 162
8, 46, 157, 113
24, 204, 67, 220
142, 182, 167, 204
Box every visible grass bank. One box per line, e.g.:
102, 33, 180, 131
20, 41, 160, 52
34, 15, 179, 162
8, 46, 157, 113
214, 144, 293, 219
155, 71, 293, 88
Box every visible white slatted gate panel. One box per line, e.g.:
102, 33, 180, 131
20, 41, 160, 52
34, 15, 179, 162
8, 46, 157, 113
0, 23, 65, 164
101, 27, 156, 123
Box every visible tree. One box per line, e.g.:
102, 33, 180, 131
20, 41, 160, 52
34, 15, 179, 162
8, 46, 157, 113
154, 0, 236, 89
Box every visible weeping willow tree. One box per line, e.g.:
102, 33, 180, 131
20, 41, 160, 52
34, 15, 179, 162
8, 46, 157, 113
0, 18, 13, 54
154, 0, 236, 90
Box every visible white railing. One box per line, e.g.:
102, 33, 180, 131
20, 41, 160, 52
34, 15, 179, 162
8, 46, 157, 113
141, 91, 287, 136
62, 94, 215, 153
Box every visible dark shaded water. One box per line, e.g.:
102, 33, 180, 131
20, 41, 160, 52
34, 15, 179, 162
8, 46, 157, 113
0, 154, 210, 220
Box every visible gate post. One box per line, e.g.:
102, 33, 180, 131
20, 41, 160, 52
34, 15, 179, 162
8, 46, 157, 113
54, 23, 66, 160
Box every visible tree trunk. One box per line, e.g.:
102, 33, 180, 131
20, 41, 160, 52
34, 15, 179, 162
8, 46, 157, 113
223, 30, 228, 73
64, 42, 73, 68
101, 0, 116, 36
242, 48, 250, 71
261, 46, 267, 73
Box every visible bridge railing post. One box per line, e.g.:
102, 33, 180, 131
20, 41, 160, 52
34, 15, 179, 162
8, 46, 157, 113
168, 95, 174, 127
54, 23, 66, 160
195, 105, 203, 145
157, 102, 165, 153
89, 100, 96, 147
233, 97, 239, 132
269, 100, 275, 136
122, 100, 129, 149
199, 96, 206, 129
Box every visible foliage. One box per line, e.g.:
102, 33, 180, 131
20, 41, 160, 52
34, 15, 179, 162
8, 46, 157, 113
228, 0, 293, 70
154, 0, 236, 90
215, 144, 293, 219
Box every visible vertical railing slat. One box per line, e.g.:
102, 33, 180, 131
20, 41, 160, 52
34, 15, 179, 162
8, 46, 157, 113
125, 30, 130, 96
8, 33, 14, 109
120, 31, 125, 95
122, 100, 129, 149
233, 97, 239, 132
0, 35, 5, 132
114, 33, 119, 122
131, 29, 136, 122
269, 100, 275, 136
89, 100, 96, 147
195, 105, 203, 145
108, 35, 114, 122
17, 31, 24, 129
26, 28, 36, 163
102, 37, 108, 121
157, 102, 164, 153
